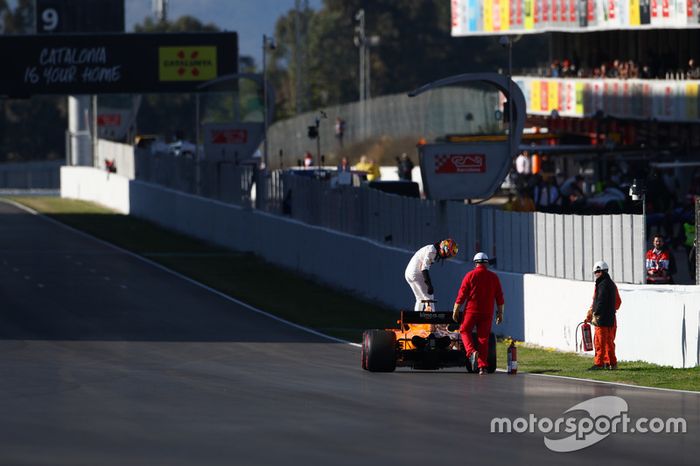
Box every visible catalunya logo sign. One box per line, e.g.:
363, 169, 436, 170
434, 153, 486, 174
159, 46, 217, 81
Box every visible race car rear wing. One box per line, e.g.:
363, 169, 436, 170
400, 311, 455, 325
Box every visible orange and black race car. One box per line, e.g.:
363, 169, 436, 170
361, 310, 496, 373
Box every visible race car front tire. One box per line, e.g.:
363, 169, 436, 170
362, 330, 396, 372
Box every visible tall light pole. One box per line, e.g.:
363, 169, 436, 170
629, 178, 647, 280
354, 10, 379, 140
354, 9, 366, 139
354, 9, 365, 101
153, 0, 168, 22
293, 0, 309, 114
499, 35, 514, 163
263, 34, 275, 171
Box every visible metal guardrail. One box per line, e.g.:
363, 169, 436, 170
0, 160, 62, 189
134, 149, 258, 205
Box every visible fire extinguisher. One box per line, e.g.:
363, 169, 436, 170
576, 321, 594, 352
507, 340, 517, 375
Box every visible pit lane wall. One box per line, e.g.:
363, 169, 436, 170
61, 167, 130, 214
61, 167, 700, 368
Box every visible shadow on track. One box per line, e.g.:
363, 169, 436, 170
0, 206, 361, 344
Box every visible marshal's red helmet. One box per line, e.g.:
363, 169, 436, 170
439, 238, 458, 257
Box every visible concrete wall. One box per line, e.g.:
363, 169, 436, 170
60, 167, 700, 368
60, 166, 130, 214
97, 139, 135, 180
523, 275, 700, 368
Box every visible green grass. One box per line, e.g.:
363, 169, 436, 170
496, 340, 700, 391
8, 196, 700, 391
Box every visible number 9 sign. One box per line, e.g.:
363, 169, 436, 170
36, 0, 63, 33
41, 8, 59, 31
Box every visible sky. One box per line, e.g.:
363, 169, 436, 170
125, 0, 322, 66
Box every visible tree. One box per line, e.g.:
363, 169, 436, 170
269, 3, 363, 119
1, 0, 32, 34
133, 15, 219, 34
2, 96, 66, 162
268, 0, 548, 117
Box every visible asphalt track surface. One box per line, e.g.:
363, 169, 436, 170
0, 200, 697, 466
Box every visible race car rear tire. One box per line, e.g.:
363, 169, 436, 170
465, 332, 497, 373
362, 330, 396, 372
361, 331, 368, 370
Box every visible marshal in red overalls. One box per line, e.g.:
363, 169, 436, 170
452, 253, 504, 372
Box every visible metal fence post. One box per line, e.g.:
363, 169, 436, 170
693, 198, 700, 285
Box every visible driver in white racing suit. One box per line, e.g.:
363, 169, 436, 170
405, 238, 458, 311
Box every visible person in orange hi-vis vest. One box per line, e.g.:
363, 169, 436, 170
531, 152, 541, 175
585, 261, 622, 370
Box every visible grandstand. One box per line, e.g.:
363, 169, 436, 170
452, 0, 700, 177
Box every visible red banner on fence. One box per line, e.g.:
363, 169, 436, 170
210, 128, 248, 144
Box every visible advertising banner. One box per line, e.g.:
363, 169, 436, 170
452, 0, 700, 34
515, 76, 700, 121
97, 108, 133, 140
202, 122, 263, 162
419, 143, 512, 199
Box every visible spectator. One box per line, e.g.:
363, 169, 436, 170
559, 174, 586, 213
333, 157, 352, 187
585, 261, 622, 370
599, 63, 608, 78
549, 60, 561, 77
515, 150, 531, 176
530, 151, 541, 175
687, 58, 700, 79
530, 56, 698, 80
354, 155, 380, 181
396, 153, 415, 181
303, 151, 314, 168
533, 174, 561, 213
334, 117, 346, 148
645, 234, 676, 284
627, 60, 639, 78
561, 59, 573, 77
337, 156, 350, 172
